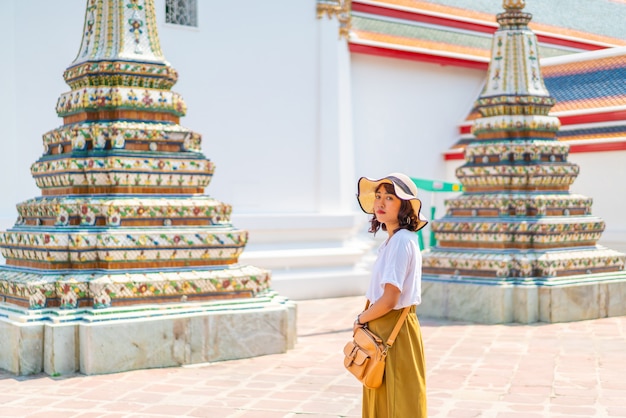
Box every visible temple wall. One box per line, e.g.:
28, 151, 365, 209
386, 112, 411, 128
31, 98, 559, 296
351, 54, 485, 182
568, 151, 626, 252
0, 2, 85, 234
0, 0, 18, 232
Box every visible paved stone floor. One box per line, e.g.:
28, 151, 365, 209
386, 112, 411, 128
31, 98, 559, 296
0, 296, 625, 417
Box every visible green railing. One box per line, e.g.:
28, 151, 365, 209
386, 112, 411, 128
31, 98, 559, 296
411, 177, 463, 250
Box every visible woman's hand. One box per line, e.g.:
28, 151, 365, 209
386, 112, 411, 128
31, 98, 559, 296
353, 313, 365, 335
358, 284, 401, 325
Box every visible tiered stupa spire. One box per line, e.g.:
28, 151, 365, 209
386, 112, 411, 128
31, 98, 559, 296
421, 0, 625, 321
75, 0, 165, 62
0, 0, 270, 309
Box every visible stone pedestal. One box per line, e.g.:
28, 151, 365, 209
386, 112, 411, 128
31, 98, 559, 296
417, 277, 515, 324
538, 274, 626, 322
418, 273, 626, 324
0, 292, 295, 376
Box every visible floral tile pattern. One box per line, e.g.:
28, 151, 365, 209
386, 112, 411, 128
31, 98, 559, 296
423, 248, 625, 279
56, 87, 187, 118
15, 196, 231, 227
41, 121, 202, 153
0, 266, 270, 309
444, 193, 593, 217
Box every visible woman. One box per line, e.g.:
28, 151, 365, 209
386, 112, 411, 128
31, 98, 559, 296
354, 173, 428, 417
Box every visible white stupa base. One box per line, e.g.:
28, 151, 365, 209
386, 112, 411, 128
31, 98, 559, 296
235, 213, 376, 300
269, 267, 371, 300
0, 291, 296, 376
417, 273, 626, 324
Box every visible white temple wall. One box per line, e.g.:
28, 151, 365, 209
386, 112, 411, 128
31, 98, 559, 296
0, 2, 85, 235
350, 54, 485, 182
568, 151, 626, 252
0, 0, 18, 233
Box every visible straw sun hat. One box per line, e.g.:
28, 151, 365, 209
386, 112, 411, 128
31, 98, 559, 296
357, 173, 428, 232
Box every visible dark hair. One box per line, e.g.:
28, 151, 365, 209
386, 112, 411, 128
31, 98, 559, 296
368, 183, 419, 234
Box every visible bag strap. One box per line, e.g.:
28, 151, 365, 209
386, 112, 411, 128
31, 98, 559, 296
385, 307, 410, 348
364, 300, 411, 348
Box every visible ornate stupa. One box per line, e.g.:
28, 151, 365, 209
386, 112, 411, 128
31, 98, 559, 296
419, 0, 626, 324
0, 0, 294, 375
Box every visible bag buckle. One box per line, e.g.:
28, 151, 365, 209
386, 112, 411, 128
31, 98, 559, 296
345, 345, 358, 366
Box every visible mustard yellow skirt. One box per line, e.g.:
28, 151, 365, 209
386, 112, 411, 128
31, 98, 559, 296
362, 306, 427, 418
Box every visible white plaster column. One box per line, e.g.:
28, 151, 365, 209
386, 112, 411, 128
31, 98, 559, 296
235, 13, 371, 300
0, 1, 18, 235
0, 3, 18, 265
316, 15, 356, 214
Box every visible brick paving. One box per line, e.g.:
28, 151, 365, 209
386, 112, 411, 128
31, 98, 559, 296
0, 296, 625, 417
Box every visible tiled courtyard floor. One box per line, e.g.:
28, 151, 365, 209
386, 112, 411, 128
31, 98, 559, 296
0, 296, 625, 417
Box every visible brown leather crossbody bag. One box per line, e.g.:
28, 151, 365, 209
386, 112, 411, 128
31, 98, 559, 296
343, 304, 410, 389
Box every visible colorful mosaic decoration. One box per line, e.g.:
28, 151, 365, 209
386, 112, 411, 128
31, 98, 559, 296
422, 1, 626, 281
317, 0, 352, 39
0, 0, 271, 309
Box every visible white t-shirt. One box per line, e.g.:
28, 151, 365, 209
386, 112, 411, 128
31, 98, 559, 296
365, 229, 422, 309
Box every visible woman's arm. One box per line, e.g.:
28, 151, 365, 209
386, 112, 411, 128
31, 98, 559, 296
353, 283, 401, 332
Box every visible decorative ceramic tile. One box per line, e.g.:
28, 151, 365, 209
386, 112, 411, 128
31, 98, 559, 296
56, 87, 187, 117
0, 265, 271, 309
16, 196, 232, 227
72, 0, 165, 68
1, 228, 248, 268
31, 156, 214, 192
456, 162, 579, 189
423, 248, 625, 279
464, 140, 569, 162
64, 60, 178, 90
41, 122, 202, 153
472, 115, 560, 137
443, 193, 593, 216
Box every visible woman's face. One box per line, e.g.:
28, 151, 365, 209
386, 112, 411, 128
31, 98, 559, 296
374, 184, 401, 228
